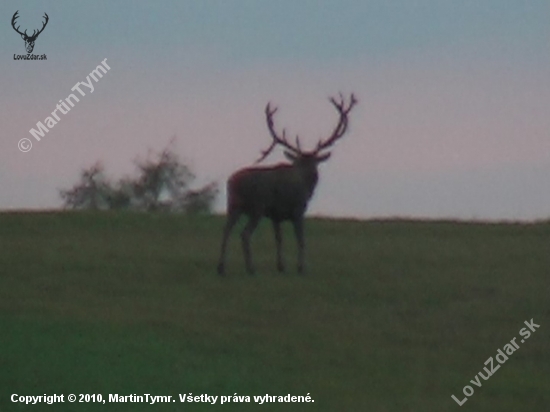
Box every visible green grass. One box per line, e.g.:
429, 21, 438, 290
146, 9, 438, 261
0, 212, 548, 411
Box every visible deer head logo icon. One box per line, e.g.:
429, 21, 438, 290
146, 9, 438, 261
12, 11, 49, 54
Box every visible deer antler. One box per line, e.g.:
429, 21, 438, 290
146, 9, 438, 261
11, 11, 49, 40
30, 13, 49, 40
11, 11, 26, 37
313, 93, 358, 154
256, 103, 302, 164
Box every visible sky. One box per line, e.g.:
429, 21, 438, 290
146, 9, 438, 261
1, 0, 549, 220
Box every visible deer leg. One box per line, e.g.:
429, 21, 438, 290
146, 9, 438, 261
292, 217, 305, 274
241, 215, 261, 275
272, 220, 285, 272
217, 211, 240, 276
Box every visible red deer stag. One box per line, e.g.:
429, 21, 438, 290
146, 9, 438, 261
217, 93, 357, 275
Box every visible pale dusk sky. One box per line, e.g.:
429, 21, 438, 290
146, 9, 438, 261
1, 1, 549, 220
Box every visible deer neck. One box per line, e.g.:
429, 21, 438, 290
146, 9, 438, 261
296, 165, 319, 199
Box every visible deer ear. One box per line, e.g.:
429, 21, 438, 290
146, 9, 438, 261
21, 34, 26, 39
284, 151, 297, 161
316, 152, 331, 163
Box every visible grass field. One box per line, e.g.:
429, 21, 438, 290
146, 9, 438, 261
0, 212, 548, 411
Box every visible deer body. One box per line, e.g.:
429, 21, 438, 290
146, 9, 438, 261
228, 163, 318, 221
217, 94, 356, 275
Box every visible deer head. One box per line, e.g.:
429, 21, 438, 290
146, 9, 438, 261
257, 93, 358, 170
12, 11, 49, 54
